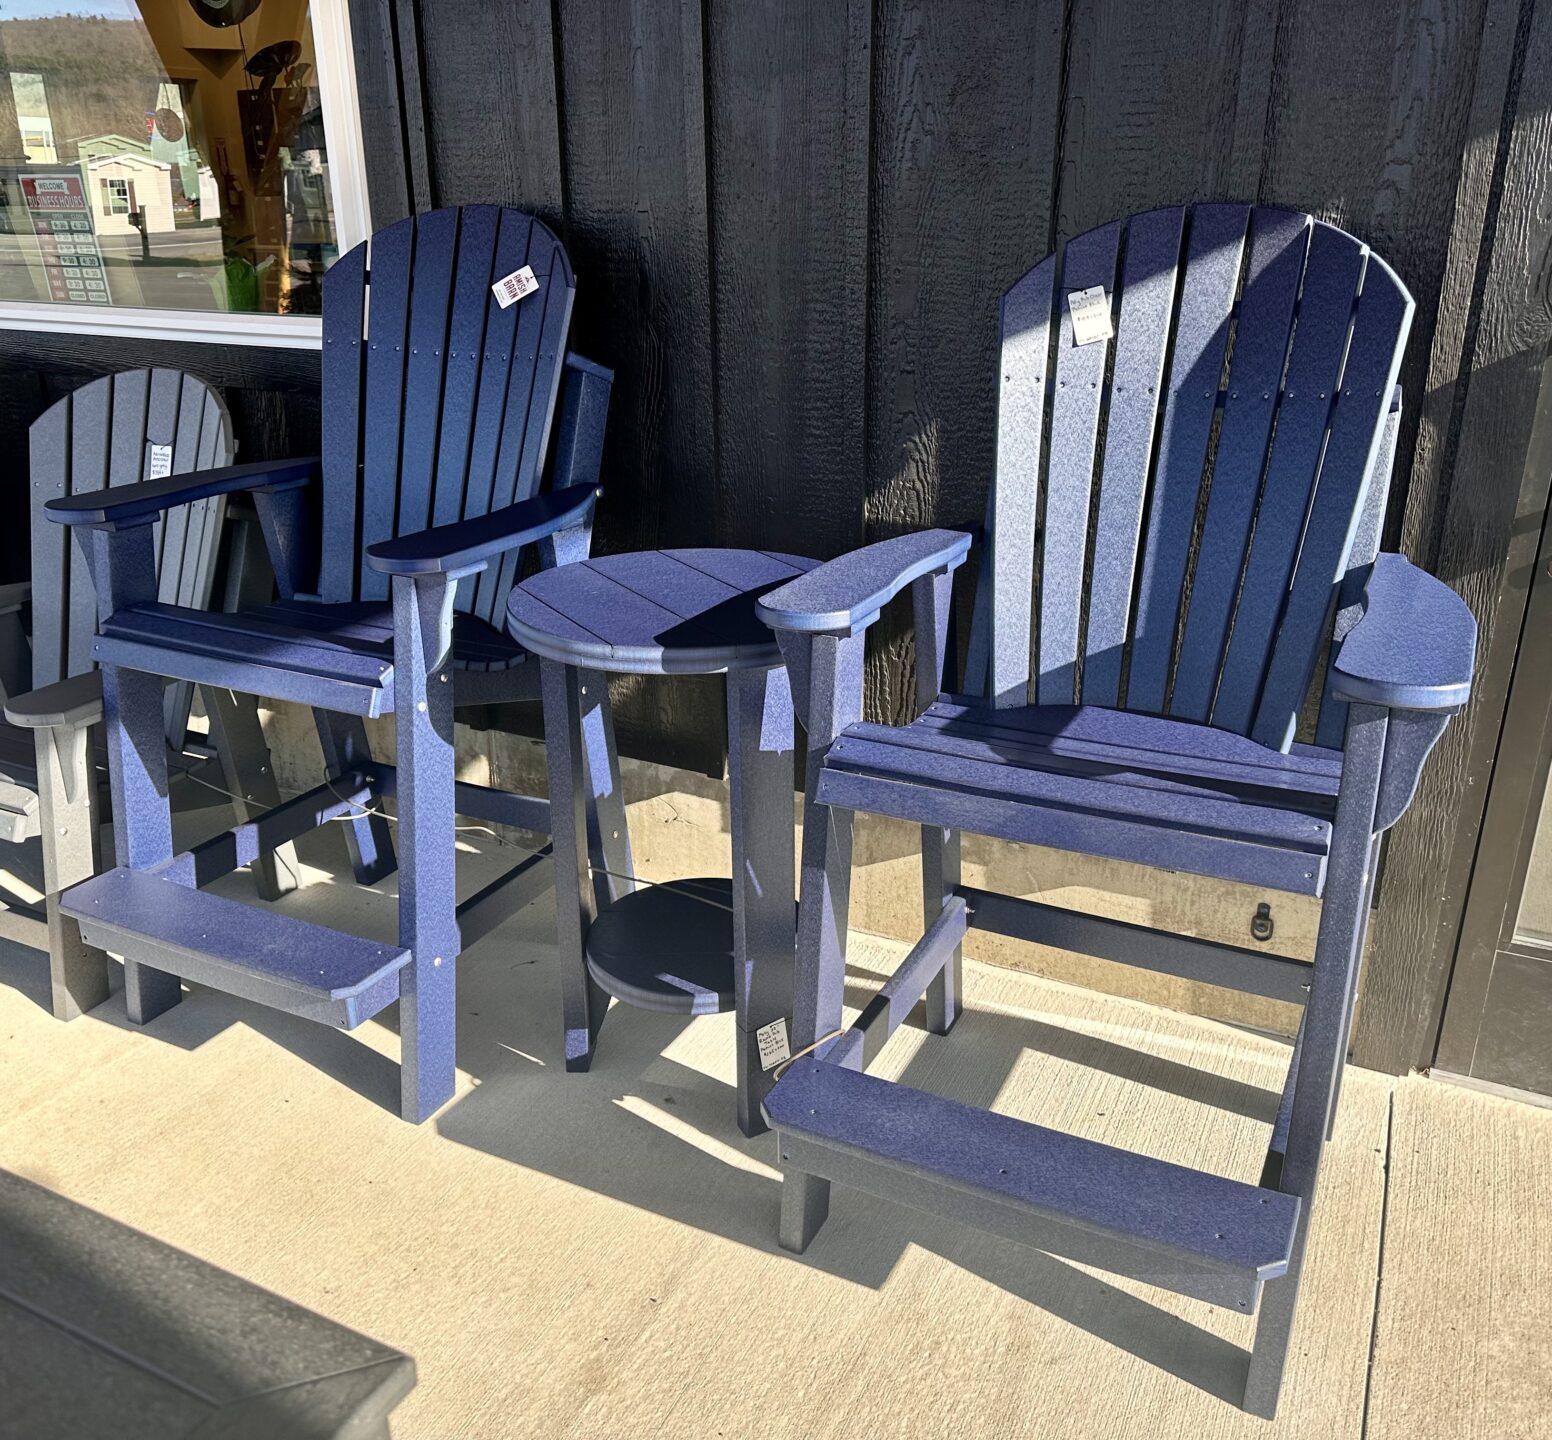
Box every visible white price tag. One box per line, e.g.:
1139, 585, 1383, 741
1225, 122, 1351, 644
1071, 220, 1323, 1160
147, 442, 173, 480
492, 265, 539, 309
1067, 286, 1113, 346
756, 1017, 792, 1072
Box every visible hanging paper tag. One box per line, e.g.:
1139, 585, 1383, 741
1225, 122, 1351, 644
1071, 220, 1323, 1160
1067, 286, 1113, 346
756, 1017, 792, 1072
492, 265, 539, 309
147, 442, 173, 480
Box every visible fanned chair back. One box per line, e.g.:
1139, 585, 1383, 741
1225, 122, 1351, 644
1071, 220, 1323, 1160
318, 205, 576, 620
29, 367, 232, 738
974, 204, 1413, 752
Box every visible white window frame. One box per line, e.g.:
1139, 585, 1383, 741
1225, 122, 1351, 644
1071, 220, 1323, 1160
0, 0, 371, 352
101, 177, 131, 216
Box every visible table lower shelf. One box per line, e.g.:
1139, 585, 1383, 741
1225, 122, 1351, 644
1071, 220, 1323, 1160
585, 877, 737, 1015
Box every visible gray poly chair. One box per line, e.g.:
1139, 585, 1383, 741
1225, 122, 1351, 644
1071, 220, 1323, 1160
0, 368, 295, 1020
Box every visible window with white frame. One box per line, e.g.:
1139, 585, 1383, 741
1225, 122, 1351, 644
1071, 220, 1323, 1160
100, 178, 131, 215
0, 1, 369, 344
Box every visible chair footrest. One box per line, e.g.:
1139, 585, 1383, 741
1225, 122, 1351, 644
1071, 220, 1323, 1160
62, 867, 410, 1027
766, 1057, 1300, 1309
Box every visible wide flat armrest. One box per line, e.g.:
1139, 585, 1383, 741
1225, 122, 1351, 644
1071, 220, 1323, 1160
1330, 553, 1476, 710
755, 529, 973, 635
0, 581, 30, 615
364, 483, 600, 576
46, 456, 320, 528
4, 670, 104, 729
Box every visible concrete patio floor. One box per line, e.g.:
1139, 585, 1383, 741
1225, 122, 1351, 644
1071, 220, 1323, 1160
0, 833, 1547, 1439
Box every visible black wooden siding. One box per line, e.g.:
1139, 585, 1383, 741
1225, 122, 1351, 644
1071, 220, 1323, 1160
0, 0, 1547, 1075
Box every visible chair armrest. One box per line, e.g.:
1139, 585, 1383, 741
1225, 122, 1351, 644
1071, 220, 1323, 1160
4, 670, 104, 730
1329, 553, 1476, 710
364, 484, 600, 576
0, 581, 30, 616
46, 456, 320, 528
755, 529, 973, 636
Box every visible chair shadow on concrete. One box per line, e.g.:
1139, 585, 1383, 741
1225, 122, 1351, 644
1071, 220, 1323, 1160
0, 803, 1275, 1406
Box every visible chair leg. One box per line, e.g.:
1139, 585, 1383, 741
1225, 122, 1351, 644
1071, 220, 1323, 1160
1326, 835, 1382, 1142
202, 685, 300, 901
923, 826, 962, 1034
541, 658, 607, 1072
34, 721, 109, 1020
728, 664, 797, 1137
779, 1168, 831, 1253
1244, 704, 1387, 1419
313, 709, 396, 886
393, 576, 460, 1123
103, 664, 180, 1023
577, 669, 633, 911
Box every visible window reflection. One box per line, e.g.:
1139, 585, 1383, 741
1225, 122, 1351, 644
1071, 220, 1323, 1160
0, 0, 337, 314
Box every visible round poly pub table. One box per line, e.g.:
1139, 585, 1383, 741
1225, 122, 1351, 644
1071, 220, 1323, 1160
506, 548, 818, 1137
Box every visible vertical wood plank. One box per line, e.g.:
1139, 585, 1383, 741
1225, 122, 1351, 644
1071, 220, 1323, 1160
1259, 0, 1493, 541
1056, 0, 1252, 239
556, 0, 715, 555
64, 376, 113, 679
706, 0, 871, 557
1356, 0, 1552, 1071
416, 0, 564, 217
865, 0, 1066, 719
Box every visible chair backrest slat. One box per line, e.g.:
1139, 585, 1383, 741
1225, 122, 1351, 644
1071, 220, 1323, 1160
432, 205, 502, 531
28, 397, 69, 689
357, 215, 416, 602
1037, 220, 1119, 706
29, 369, 232, 700
1210, 223, 1365, 734
320, 241, 367, 601
1315, 386, 1399, 748
1170, 208, 1309, 722
1125, 204, 1248, 713
399, 206, 461, 544
1082, 206, 1183, 707
320, 206, 576, 614
974, 204, 1413, 753
482, 226, 574, 622
989, 256, 1055, 708
1248, 248, 1412, 749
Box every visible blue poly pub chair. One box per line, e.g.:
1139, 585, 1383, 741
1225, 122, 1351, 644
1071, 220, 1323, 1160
45, 206, 631, 1123
756, 205, 1476, 1416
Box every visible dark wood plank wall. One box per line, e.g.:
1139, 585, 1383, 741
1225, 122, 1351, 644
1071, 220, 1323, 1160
0, 0, 1546, 1072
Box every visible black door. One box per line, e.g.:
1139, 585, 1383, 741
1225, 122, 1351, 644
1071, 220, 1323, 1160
1435, 491, 1552, 1098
